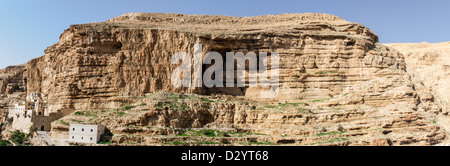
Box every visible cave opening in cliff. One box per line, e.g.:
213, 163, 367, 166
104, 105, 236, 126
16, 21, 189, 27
201, 48, 246, 97
346, 41, 355, 46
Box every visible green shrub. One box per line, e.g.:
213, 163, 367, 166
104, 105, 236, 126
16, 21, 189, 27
74, 111, 85, 116
98, 141, 112, 145
279, 102, 304, 107
201, 98, 215, 103
322, 137, 349, 144
248, 142, 276, 145
10, 130, 26, 145
167, 103, 179, 109
172, 141, 183, 145
116, 112, 126, 116
181, 104, 190, 111
126, 125, 139, 129
278, 103, 288, 107
178, 130, 225, 137
264, 105, 277, 109
202, 130, 217, 137
316, 130, 346, 137
123, 105, 135, 110
311, 98, 332, 103
71, 119, 83, 123
59, 120, 69, 126
311, 99, 324, 102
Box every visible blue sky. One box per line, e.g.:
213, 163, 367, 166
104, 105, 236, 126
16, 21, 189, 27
0, 0, 449, 68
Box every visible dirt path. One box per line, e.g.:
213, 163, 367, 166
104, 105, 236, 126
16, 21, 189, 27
36, 131, 57, 146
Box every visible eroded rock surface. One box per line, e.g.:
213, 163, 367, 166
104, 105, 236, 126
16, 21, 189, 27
0, 64, 27, 121
20, 13, 449, 146
29, 13, 406, 113
386, 42, 450, 113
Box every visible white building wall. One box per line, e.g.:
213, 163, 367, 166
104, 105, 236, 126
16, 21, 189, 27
69, 124, 105, 144
10, 103, 34, 133
8, 104, 25, 118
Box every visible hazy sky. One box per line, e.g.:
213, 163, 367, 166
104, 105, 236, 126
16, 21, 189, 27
0, 0, 449, 68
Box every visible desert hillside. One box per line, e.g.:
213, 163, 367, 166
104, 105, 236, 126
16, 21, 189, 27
386, 42, 450, 112
386, 42, 450, 145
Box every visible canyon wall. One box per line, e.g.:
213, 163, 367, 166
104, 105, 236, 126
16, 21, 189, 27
15, 13, 448, 146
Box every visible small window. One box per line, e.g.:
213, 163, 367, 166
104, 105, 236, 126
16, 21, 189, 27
72, 136, 74, 139
82, 128, 84, 132
91, 129, 93, 132
81, 137, 83, 140
90, 137, 92, 140
72, 128, 75, 131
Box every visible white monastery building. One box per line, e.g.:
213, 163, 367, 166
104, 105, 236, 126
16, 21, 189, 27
69, 124, 105, 144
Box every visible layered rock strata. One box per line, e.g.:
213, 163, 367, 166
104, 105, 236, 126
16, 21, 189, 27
28, 13, 407, 113
0, 64, 27, 123
50, 91, 445, 146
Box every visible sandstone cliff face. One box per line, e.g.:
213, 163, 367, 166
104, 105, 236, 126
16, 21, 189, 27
28, 13, 408, 114
0, 64, 27, 123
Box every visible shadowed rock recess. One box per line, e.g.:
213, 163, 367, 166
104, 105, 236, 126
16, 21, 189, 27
6, 13, 449, 145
